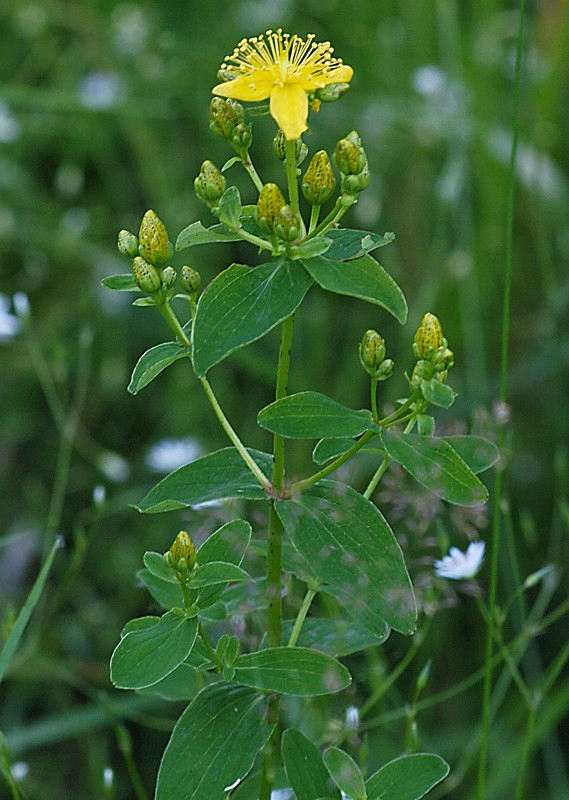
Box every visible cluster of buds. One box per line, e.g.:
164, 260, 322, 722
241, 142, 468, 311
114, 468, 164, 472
411, 313, 454, 385
257, 183, 301, 243
209, 97, 253, 157
302, 150, 336, 206
118, 211, 201, 303
334, 131, 370, 198
164, 530, 196, 583
359, 329, 394, 381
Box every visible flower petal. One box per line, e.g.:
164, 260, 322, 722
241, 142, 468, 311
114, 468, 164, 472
269, 83, 309, 140
212, 74, 273, 102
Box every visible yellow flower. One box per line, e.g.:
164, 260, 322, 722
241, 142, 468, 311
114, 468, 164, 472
212, 29, 353, 141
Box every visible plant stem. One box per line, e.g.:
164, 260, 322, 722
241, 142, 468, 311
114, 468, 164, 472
478, 1, 525, 796
288, 588, 317, 647
305, 195, 355, 239
242, 153, 264, 192
157, 300, 191, 347
308, 204, 321, 233
198, 622, 223, 670
284, 140, 300, 215
515, 703, 537, 800
290, 429, 377, 495
259, 313, 295, 800
363, 456, 389, 500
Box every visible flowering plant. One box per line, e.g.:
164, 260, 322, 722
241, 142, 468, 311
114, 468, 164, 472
103, 30, 497, 800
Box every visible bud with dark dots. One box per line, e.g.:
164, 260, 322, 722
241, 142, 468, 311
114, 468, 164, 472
194, 160, 226, 205
302, 150, 336, 206
413, 313, 444, 360
167, 530, 196, 573
117, 229, 139, 258
315, 83, 351, 104
209, 97, 244, 139
359, 329, 393, 380
334, 131, 367, 176
257, 183, 286, 233
132, 256, 161, 294
138, 210, 171, 269
231, 122, 253, 151
341, 159, 370, 196
161, 266, 177, 291
180, 266, 201, 295
272, 131, 308, 165
274, 205, 301, 242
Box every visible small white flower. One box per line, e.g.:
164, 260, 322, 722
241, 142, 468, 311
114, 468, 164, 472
434, 541, 485, 580
145, 436, 201, 473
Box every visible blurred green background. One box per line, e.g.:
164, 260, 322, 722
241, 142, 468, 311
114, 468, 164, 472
1, 0, 568, 798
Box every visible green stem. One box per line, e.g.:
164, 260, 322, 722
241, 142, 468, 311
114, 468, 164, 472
306, 195, 356, 238
200, 377, 272, 491
308, 204, 321, 234
363, 456, 389, 501
288, 588, 317, 647
260, 313, 295, 800
241, 153, 264, 192
284, 140, 300, 215
222, 220, 274, 252
157, 300, 191, 347
198, 623, 223, 670
370, 377, 379, 422
291, 429, 377, 495
515, 703, 537, 800
478, 1, 525, 796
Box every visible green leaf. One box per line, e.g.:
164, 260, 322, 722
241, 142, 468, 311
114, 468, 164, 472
441, 435, 499, 474
281, 616, 389, 657
276, 482, 416, 636
282, 729, 341, 800
139, 662, 203, 701
233, 646, 351, 696
323, 747, 366, 800
128, 342, 191, 394
143, 551, 177, 583
381, 430, 489, 506
136, 447, 272, 513
222, 156, 242, 171
192, 259, 312, 376
137, 568, 184, 609
312, 436, 384, 465
324, 228, 395, 260
258, 391, 375, 439
176, 220, 243, 249
132, 296, 157, 307
155, 683, 272, 800
192, 519, 252, 610
420, 378, 456, 408
301, 253, 407, 323
190, 561, 250, 589
110, 611, 198, 689
101, 274, 141, 291
216, 185, 242, 227
290, 236, 333, 259
365, 753, 449, 800
0, 537, 62, 684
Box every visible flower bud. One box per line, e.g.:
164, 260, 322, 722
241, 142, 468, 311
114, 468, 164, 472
377, 358, 394, 381
257, 182, 286, 232
209, 96, 244, 139
302, 150, 336, 205
272, 130, 307, 165
161, 266, 176, 290
231, 122, 253, 151
167, 530, 196, 572
132, 256, 161, 294
359, 329, 386, 376
180, 265, 201, 295
273, 205, 301, 242
138, 210, 171, 269
315, 82, 351, 103
433, 347, 454, 371
334, 131, 367, 176
341, 159, 370, 196
194, 160, 226, 205
414, 313, 444, 360
117, 229, 139, 258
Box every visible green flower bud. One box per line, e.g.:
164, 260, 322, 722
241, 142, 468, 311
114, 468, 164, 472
161, 266, 176, 290
433, 347, 454, 371
341, 160, 370, 196
315, 83, 351, 103
272, 130, 307, 165
414, 313, 444, 359
273, 204, 301, 242
180, 265, 201, 295
167, 530, 196, 572
302, 150, 336, 205
334, 132, 367, 176
209, 97, 244, 139
377, 358, 394, 381
117, 229, 139, 258
359, 329, 386, 377
132, 256, 161, 294
194, 160, 226, 205
257, 182, 286, 232
231, 122, 253, 151
138, 210, 170, 269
